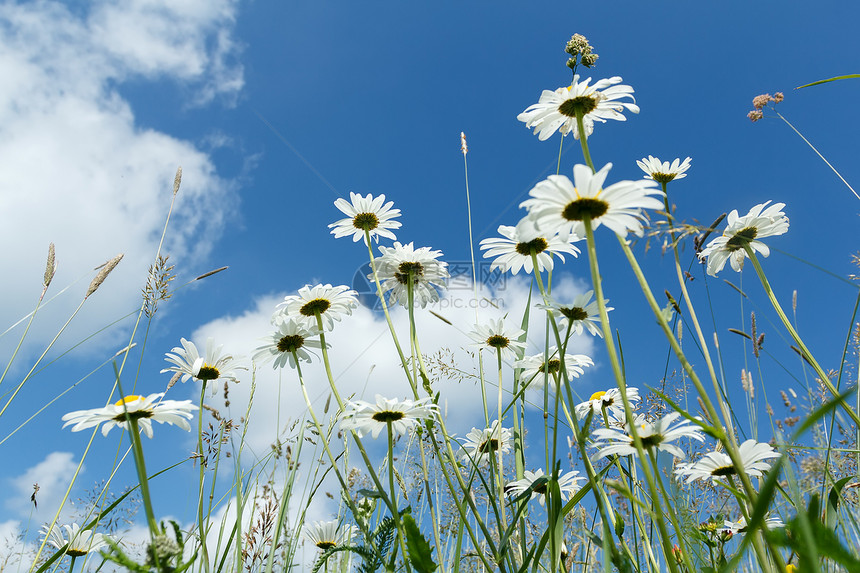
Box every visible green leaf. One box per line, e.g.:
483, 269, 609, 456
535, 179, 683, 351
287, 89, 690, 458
825, 475, 855, 530
797, 74, 860, 89
402, 514, 437, 573
614, 509, 625, 538
719, 386, 856, 573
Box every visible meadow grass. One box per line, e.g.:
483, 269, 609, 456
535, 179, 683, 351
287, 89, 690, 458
4, 35, 860, 573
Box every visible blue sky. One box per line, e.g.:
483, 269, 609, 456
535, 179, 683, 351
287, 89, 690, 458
1, 0, 859, 562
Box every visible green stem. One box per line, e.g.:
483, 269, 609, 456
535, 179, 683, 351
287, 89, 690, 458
744, 245, 860, 427
528, 252, 622, 566
386, 423, 411, 573
495, 349, 507, 526
315, 315, 345, 409
196, 383, 211, 573
127, 418, 159, 536
581, 216, 679, 573
293, 355, 379, 552
662, 183, 739, 446
574, 108, 595, 172
616, 236, 781, 570
364, 231, 418, 393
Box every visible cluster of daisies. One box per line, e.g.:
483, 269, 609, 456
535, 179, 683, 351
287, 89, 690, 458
512, 71, 789, 278
54, 67, 796, 562
458, 385, 780, 519
61, 337, 250, 440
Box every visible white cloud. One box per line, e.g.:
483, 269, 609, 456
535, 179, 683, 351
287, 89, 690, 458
180, 276, 598, 547
5, 451, 80, 519
192, 277, 597, 454
0, 0, 243, 359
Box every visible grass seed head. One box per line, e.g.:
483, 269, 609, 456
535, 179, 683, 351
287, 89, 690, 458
86, 253, 124, 298
43, 243, 56, 289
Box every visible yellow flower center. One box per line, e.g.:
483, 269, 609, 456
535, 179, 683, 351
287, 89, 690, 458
114, 395, 143, 407
589, 391, 606, 401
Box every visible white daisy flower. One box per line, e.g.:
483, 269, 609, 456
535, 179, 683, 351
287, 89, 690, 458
372, 242, 449, 308
479, 217, 580, 276
575, 387, 641, 422
698, 201, 789, 276
722, 514, 784, 535
329, 192, 402, 244
62, 393, 198, 438
636, 156, 692, 184
276, 284, 359, 331
505, 469, 584, 505
161, 338, 246, 395
41, 522, 112, 557
517, 75, 639, 141
536, 291, 608, 338
521, 163, 663, 240
459, 420, 512, 467
339, 395, 438, 439
253, 318, 324, 369
515, 347, 593, 392
591, 412, 704, 460
468, 318, 527, 361
675, 439, 780, 484
304, 520, 358, 551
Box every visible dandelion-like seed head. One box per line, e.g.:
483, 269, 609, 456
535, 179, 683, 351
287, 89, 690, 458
565, 34, 590, 55
581, 53, 599, 67
752, 94, 771, 109
276, 334, 305, 353
514, 237, 549, 256
561, 196, 610, 222
300, 298, 331, 317
394, 261, 425, 285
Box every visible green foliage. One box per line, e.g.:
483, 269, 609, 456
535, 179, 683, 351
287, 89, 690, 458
101, 520, 196, 573
766, 494, 860, 572
402, 514, 437, 573
797, 74, 860, 88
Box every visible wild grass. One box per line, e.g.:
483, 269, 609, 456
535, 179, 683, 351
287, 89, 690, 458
3, 34, 860, 573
